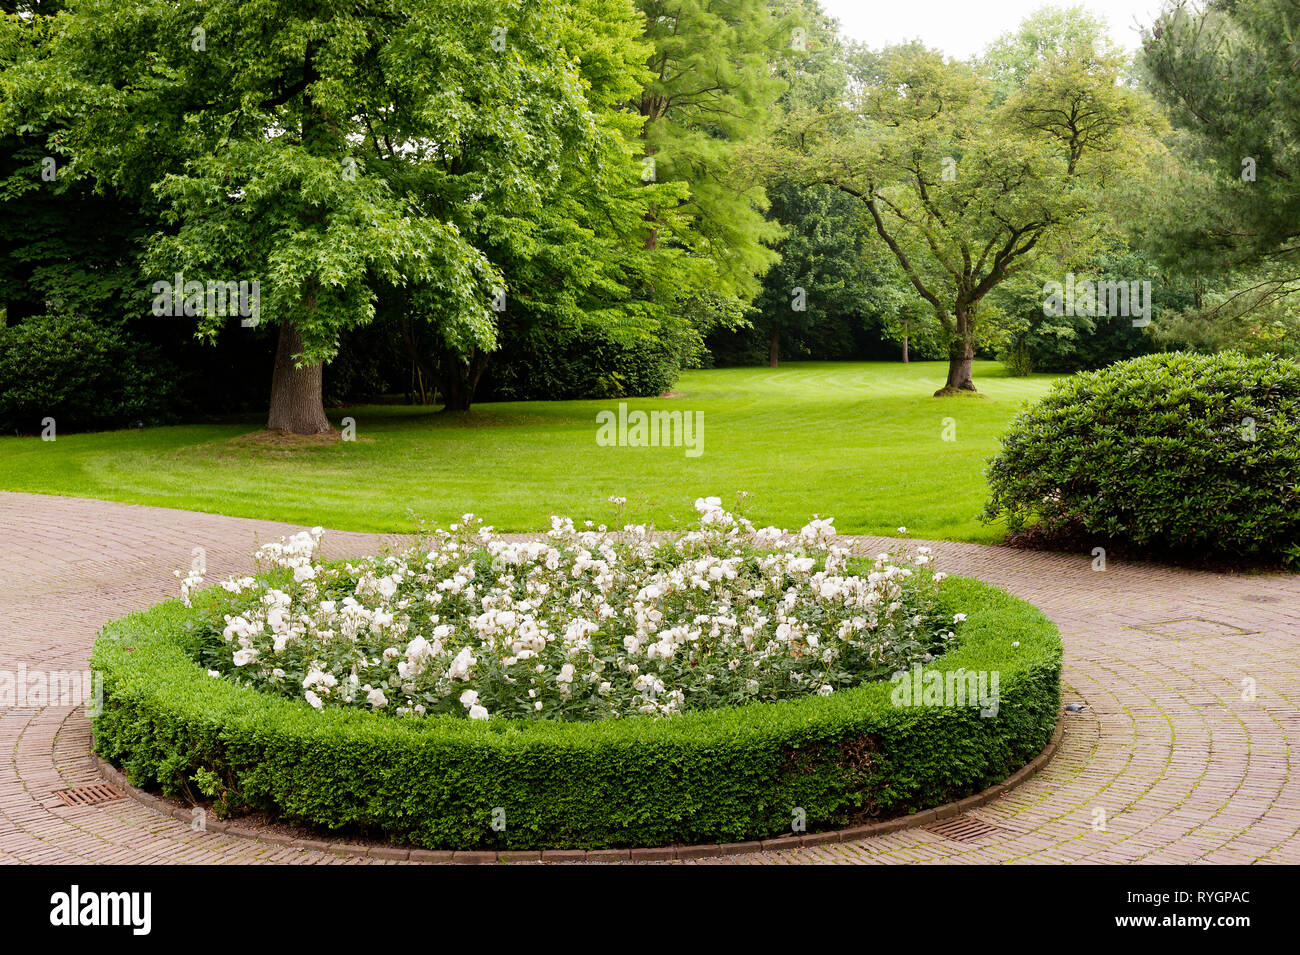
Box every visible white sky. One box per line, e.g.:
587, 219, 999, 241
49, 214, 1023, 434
818, 0, 1169, 59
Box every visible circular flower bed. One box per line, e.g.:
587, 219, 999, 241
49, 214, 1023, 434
93, 500, 1062, 850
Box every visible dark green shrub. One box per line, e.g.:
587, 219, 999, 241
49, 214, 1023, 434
983, 351, 1300, 562
0, 314, 180, 433
91, 576, 1060, 850
482, 324, 683, 401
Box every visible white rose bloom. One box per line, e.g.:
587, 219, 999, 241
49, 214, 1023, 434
469, 704, 490, 720
446, 646, 477, 681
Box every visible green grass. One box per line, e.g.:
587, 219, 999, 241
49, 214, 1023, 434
0, 361, 1059, 542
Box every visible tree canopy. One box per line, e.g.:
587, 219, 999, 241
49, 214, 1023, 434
775, 33, 1162, 393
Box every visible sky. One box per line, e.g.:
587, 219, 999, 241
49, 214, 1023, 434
817, 0, 1170, 59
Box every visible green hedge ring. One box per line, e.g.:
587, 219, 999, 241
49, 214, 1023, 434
90, 574, 1062, 850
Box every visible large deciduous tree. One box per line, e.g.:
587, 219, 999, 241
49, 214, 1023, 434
782, 37, 1160, 394
1, 0, 658, 431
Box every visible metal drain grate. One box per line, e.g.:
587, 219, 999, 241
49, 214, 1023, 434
925, 815, 1000, 842
54, 783, 125, 807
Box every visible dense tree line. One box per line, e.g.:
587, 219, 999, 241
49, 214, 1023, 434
1, 0, 1294, 433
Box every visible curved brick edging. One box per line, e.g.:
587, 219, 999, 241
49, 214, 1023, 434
91, 720, 1063, 863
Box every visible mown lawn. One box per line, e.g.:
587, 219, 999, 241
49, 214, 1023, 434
0, 361, 1059, 542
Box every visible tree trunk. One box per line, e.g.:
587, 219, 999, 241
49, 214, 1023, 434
902, 335, 909, 363
265, 42, 331, 436
440, 369, 471, 411
935, 304, 977, 395
769, 326, 779, 368
437, 348, 489, 412
397, 314, 436, 405
266, 320, 331, 433
938, 346, 976, 394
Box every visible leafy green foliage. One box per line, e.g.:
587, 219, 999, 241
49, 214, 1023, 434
984, 352, 1300, 562
743, 183, 883, 365
1150, 267, 1300, 360
1, 0, 697, 423
775, 12, 1166, 392
1142, 0, 1300, 269
1139, 1, 1300, 349
980, 4, 1118, 103
92, 575, 1061, 848
482, 323, 684, 400
0, 4, 153, 324
633, 0, 786, 304
0, 314, 179, 432
991, 250, 1189, 375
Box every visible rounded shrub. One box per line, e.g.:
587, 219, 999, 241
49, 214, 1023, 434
983, 351, 1300, 562
91, 576, 1060, 850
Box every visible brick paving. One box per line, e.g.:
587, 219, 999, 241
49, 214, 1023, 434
2, 490, 1297, 864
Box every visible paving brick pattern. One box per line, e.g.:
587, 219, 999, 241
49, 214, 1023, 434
2, 491, 1297, 864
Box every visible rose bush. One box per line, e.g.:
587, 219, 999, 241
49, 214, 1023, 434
182, 497, 961, 723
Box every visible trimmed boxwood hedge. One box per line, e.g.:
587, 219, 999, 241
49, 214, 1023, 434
90, 576, 1061, 850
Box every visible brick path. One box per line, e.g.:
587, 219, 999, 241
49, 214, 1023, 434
2, 491, 1297, 864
